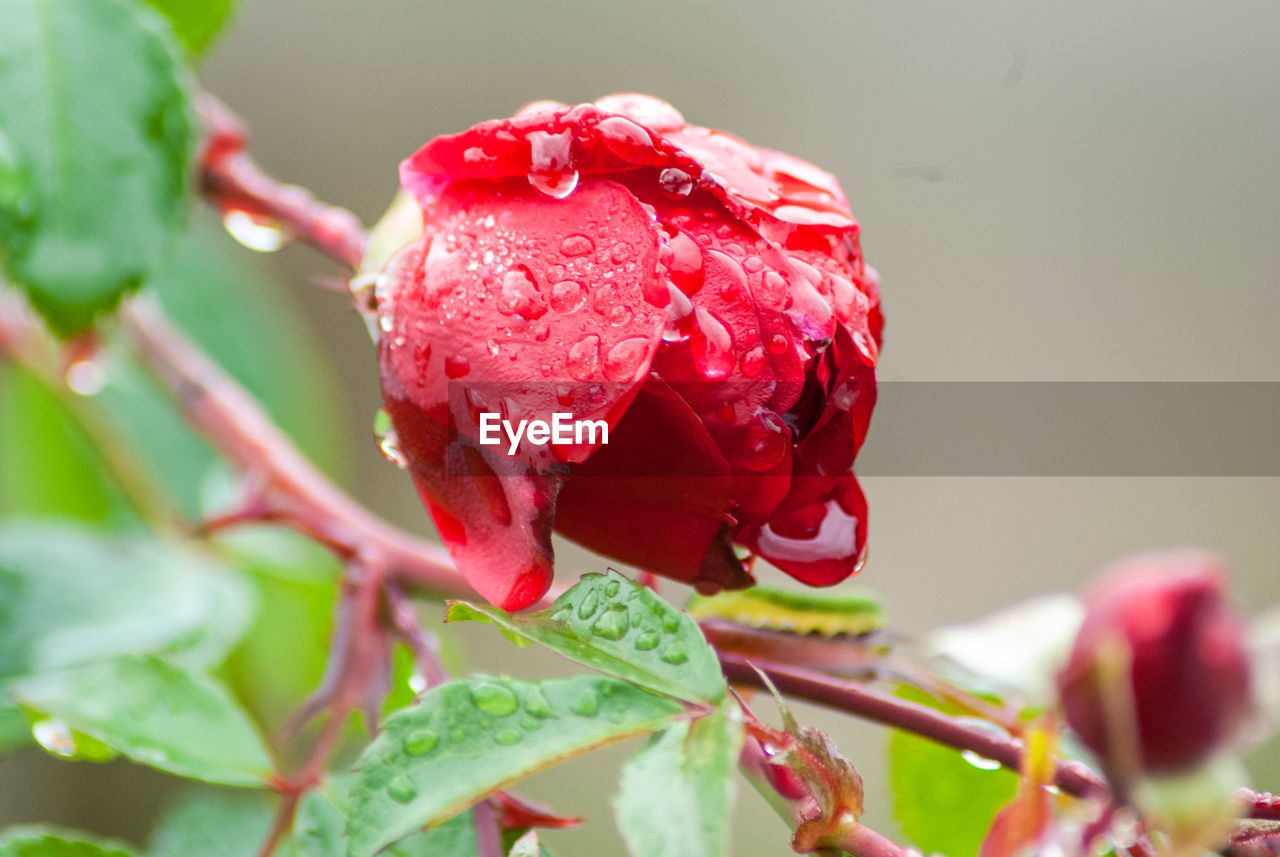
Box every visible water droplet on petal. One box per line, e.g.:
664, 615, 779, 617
534, 324, 551, 342
603, 336, 650, 381
404, 729, 439, 756
591, 605, 630, 641
767, 333, 790, 354
388, 774, 418, 803
743, 255, 764, 273
740, 346, 767, 377
689, 308, 735, 380
577, 591, 601, 620
529, 169, 579, 199
740, 411, 791, 471
596, 116, 655, 162
660, 643, 689, 665
658, 167, 694, 197
223, 210, 286, 252
560, 234, 595, 257
486, 339, 500, 357
566, 335, 601, 381
498, 266, 546, 319
471, 682, 519, 716
665, 231, 704, 295
444, 356, 471, 378
550, 279, 586, 313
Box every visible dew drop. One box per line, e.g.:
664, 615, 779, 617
470, 682, 520, 716
549, 279, 586, 313
634, 632, 660, 651
486, 339, 500, 357
577, 591, 601, 620
603, 336, 650, 381
743, 255, 764, 273
524, 687, 553, 719
404, 729, 438, 756
665, 230, 704, 295
961, 750, 1002, 771
529, 169, 579, 199
498, 267, 546, 320
32, 720, 76, 757
660, 612, 681, 633
560, 234, 595, 257
658, 167, 694, 197
740, 346, 767, 377
494, 728, 523, 746
534, 324, 551, 342
606, 304, 633, 326
740, 411, 791, 472
604, 579, 621, 598
609, 241, 632, 263
660, 643, 689, 665
444, 356, 471, 378
65, 359, 107, 396
566, 335, 601, 381
689, 308, 735, 380
767, 333, 790, 354
570, 691, 599, 717
388, 775, 418, 803
596, 116, 655, 162
223, 210, 286, 252
591, 605, 630, 641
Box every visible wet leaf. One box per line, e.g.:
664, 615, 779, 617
448, 571, 725, 705
144, 0, 235, 55
347, 674, 683, 857
614, 703, 744, 857
11, 654, 272, 786
0, 0, 194, 334
148, 788, 275, 857
686, 586, 886, 638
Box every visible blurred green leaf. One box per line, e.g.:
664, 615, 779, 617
614, 703, 744, 857
0, 522, 253, 681
448, 571, 725, 705
0, 827, 140, 857
148, 787, 276, 857
144, 0, 235, 55
686, 586, 886, 638
0, 365, 135, 524
887, 688, 1018, 857
0, 0, 194, 335
12, 654, 272, 786
347, 674, 684, 857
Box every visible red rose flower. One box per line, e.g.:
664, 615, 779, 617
376, 94, 881, 610
1056, 550, 1253, 780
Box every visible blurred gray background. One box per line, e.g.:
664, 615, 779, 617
8, 0, 1280, 853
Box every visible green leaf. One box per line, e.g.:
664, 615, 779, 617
148, 788, 276, 857
685, 585, 886, 638
293, 779, 478, 857
143, 0, 234, 55
0, 522, 254, 681
0, 0, 195, 335
448, 571, 725, 705
347, 674, 684, 857
0, 364, 135, 524
0, 826, 141, 857
614, 704, 744, 857
887, 689, 1018, 857
11, 654, 272, 786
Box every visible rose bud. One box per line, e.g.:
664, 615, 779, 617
1056, 550, 1253, 782
375, 94, 881, 610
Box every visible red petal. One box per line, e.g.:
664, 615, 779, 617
378, 178, 667, 609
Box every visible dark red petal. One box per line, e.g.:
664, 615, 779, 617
554, 379, 751, 591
